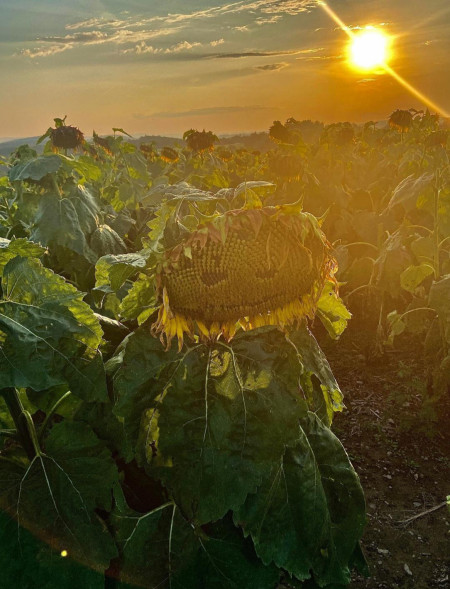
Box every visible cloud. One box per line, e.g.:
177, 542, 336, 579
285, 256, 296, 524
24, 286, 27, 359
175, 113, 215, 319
143, 105, 271, 118
256, 62, 288, 70
65, 17, 107, 30
19, 1, 320, 61
207, 49, 306, 59
16, 27, 183, 58
122, 40, 202, 55
38, 31, 109, 44
256, 16, 283, 25
170, 41, 202, 52
65, 1, 315, 33
17, 45, 72, 59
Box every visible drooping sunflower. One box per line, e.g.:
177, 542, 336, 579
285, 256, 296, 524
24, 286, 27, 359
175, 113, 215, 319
160, 146, 179, 163
152, 204, 336, 350
50, 125, 85, 150
389, 109, 413, 133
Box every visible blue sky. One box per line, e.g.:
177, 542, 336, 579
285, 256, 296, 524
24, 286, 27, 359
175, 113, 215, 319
0, 0, 449, 138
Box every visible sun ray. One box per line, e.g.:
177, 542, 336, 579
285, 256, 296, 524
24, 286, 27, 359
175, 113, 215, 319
316, 1, 450, 118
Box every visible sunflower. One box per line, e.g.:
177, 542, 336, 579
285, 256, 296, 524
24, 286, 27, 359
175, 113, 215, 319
160, 146, 179, 163
152, 204, 336, 350
50, 125, 85, 150
389, 109, 413, 133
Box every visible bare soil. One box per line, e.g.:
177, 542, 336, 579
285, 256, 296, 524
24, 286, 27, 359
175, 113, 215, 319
316, 322, 450, 589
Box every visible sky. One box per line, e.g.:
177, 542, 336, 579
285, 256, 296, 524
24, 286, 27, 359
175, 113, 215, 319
0, 0, 449, 139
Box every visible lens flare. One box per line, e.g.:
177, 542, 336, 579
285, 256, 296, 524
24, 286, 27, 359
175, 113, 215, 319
349, 28, 389, 70
316, 1, 450, 118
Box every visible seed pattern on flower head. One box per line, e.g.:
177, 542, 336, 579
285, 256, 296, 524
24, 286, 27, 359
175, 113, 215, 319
152, 205, 336, 350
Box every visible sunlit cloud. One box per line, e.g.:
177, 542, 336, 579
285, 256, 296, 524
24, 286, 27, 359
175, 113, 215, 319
17, 45, 72, 59
121, 40, 202, 55
210, 39, 225, 47
170, 41, 202, 52
65, 1, 315, 33
256, 16, 283, 25
16, 27, 183, 58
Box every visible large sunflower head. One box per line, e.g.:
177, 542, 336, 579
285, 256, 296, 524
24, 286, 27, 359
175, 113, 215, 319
151, 203, 336, 350
50, 125, 85, 150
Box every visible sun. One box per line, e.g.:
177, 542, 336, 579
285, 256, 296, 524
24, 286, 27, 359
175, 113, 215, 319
349, 27, 389, 70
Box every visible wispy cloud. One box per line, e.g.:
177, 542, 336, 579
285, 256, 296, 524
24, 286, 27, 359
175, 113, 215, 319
65, 1, 315, 32
37, 31, 109, 44
16, 27, 183, 59
17, 45, 72, 59
18, 1, 319, 61
207, 49, 307, 59
256, 62, 289, 70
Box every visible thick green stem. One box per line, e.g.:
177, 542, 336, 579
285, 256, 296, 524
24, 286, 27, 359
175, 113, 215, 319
433, 172, 441, 279
0, 388, 40, 459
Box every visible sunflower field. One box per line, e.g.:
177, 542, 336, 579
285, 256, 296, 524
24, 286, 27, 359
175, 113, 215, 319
0, 111, 448, 588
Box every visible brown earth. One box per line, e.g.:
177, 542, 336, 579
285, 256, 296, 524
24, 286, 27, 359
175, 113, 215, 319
315, 322, 450, 589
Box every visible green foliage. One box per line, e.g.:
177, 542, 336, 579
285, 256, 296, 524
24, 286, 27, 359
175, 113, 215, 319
12, 111, 450, 586
236, 413, 365, 586
0, 252, 106, 400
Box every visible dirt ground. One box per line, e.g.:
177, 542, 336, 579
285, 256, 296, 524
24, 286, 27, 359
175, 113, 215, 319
316, 322, 450, 589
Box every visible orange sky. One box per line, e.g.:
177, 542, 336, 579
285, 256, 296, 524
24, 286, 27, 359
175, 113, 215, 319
0, 1, 449, 139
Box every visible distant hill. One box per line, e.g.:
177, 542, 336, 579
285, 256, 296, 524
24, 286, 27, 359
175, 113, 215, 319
0, 131, 274, 159
0, 137, 42, 157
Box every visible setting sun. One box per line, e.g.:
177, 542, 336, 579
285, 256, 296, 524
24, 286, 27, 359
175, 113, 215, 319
349, 28, 389, 70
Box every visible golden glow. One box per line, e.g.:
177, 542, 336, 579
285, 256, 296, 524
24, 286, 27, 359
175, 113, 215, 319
61, 550, 68, 558
317, 1, 450, 118
383, 64, 450, 118
349, 28, 389, 70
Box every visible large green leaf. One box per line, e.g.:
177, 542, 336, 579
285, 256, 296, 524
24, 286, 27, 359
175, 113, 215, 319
387, 172, 434, 211
112, 327, 182, 463
30, 192, 96, 263
90, 225, 127, 257
119, 273, 157, 323
0, 237, 45, 275
9, 155, 62, 182
316, 281, 351, 339
95, 249, 156, 295
286, 326, 344, 425
44, 421, 120, 511
400, 263, 434, 293
0, 424, 118, 573
149, 337, 307, 524
0, 256, 106, 400
67, 184, 100, 236
112, 492, 279, 589
235, 413, 366, 586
